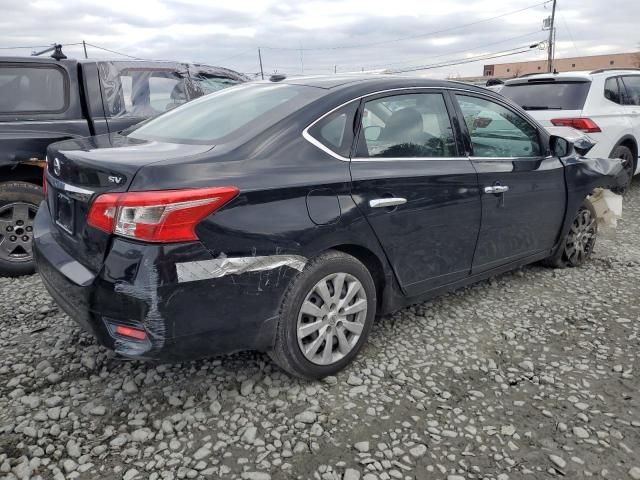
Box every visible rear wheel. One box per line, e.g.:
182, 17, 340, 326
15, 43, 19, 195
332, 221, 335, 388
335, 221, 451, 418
610, 145, 635, 194
269, 250, 377, 379
0, 181, 43, 277
543, 200, 597, 268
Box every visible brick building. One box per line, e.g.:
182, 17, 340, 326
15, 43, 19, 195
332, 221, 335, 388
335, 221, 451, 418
483, 51, 640, 78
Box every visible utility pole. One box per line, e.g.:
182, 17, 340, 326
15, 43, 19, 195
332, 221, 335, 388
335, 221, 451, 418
547, 0, 557, 72
258, 48, 264, 80
82, 40, 88, 59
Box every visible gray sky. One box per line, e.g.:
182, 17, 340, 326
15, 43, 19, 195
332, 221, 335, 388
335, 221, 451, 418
1, 0, 638, 78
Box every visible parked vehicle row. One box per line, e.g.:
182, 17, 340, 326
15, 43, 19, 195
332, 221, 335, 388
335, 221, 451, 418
501, 69, 640, 192
34, 76, 627, 378
0, 52, 248, 276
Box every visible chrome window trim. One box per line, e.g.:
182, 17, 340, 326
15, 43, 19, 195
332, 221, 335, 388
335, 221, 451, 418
46, 173, 95, 195
351, 156, 469, 162
302, 85, 489, 162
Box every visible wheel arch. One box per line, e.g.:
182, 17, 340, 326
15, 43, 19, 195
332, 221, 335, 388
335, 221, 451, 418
324, 243, 389, 310
0, 162, 44, 186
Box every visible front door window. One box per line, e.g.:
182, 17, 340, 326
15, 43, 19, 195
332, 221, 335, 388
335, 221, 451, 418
455, 95, 541, 158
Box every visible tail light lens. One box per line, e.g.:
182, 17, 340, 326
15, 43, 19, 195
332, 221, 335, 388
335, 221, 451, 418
87, 187, 239, 243
551, 117, 601, 133
115, 325, 147, 340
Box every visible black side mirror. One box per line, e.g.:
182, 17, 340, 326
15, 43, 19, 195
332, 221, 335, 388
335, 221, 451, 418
549, 131, 596, 157
550, 135, 571, 157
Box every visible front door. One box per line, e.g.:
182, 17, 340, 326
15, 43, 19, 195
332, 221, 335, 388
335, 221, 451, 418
452, 93, 567, 274
349, 90, 481, 297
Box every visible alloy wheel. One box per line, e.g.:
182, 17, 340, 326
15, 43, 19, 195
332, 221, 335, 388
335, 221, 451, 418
0, 202, 37, 263
564, 207, 596, 265
296, 272, 368, 366
618, 149, 635, 179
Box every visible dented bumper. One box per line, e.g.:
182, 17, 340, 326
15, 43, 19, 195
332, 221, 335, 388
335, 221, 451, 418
33, 203, 297, 360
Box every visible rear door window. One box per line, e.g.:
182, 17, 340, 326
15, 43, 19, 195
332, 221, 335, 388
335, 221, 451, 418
0, 65, 67, 113
621, 76, 640, 106
501, 81, 590, 111
356, 93, 457, 158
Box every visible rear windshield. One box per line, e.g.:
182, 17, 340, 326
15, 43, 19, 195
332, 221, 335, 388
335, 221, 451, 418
502, 81, 590, 111
128, 83, 322, 144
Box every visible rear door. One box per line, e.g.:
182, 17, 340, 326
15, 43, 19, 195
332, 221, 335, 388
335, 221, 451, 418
619, 75, 640, 170
452, 92, 566, 273
349, 90, 481, 297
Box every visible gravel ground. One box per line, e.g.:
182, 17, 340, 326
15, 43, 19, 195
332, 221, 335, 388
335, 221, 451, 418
1, 186, 640, 480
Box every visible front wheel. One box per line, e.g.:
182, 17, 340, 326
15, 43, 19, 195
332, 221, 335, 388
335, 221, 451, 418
543, 200, 597, 268
0, 181, 43, 277
269, 250, 377, 379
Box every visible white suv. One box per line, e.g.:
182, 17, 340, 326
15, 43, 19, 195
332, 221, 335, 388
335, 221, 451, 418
501, 69, 640, 188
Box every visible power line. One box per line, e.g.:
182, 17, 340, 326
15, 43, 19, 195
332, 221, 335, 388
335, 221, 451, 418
209, 47, 257, 65
83, 42, 146, 60
390, 43, 542, 73
260, 0, 551, 51
354, 30, 542, 71
559, 13, 579, 57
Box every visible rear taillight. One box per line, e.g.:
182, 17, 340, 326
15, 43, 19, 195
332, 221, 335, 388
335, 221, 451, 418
87, 187, 239, 243
550, 117, 601, 133
115, 325, 147, 340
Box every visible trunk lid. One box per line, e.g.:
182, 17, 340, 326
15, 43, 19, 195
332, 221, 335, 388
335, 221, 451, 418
45, 134, 214, 271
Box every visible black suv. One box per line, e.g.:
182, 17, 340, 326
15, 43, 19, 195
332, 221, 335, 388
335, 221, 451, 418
0, 52, 248, 276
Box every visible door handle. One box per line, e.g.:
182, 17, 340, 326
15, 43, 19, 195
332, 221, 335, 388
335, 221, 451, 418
369, 197, 407, 208
484, 185, 510, 194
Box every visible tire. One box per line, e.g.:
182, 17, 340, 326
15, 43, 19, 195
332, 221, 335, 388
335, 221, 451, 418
269, 250, 377, 379
0, 181, 43, 277
542, 200, 597, 268
610, 145, 635, 195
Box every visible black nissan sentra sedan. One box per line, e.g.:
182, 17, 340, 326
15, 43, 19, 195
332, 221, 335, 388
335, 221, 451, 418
34, 75, 626, 379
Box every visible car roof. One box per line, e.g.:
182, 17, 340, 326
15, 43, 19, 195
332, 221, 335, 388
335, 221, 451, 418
264, 74, 490, 93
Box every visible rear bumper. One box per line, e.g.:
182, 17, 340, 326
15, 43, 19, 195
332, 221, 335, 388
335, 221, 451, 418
33, 202, 295, 361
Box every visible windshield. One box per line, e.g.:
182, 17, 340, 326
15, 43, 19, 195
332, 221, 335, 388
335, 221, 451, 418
128, 83, 322, 144
502, 81, 590, 110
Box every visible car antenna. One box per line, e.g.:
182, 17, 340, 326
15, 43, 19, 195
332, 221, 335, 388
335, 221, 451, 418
31, 44, 67, 61
269, 73, 287, 82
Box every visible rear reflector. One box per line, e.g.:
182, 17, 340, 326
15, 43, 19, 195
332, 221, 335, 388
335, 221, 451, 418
87, 187, 239, 243
550, 117, 601, 133
115, 325, 147, 340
